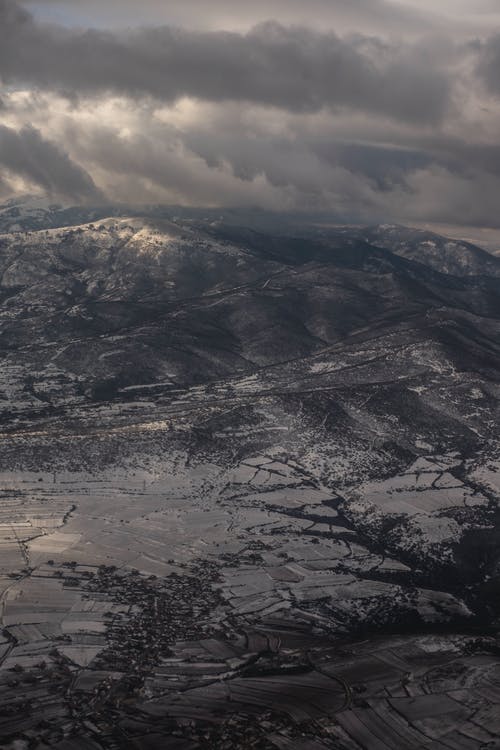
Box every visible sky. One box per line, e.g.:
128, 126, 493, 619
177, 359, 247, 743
1, 0, 500, 230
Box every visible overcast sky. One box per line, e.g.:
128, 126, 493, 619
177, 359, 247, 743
1, 0, 500, 229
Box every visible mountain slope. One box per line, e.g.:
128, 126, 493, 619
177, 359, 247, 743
0, 215, 499, 419
361, 223, 500, 277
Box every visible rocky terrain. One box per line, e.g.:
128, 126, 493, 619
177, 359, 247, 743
0, 198, 499, 749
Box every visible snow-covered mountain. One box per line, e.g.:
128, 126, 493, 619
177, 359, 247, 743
0, 208, 498, 410
361, 223, 500, 277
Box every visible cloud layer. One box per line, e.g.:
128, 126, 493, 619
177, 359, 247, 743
0, 123, 101, 200
1, 0, 500, 226
0, 6, 450, 123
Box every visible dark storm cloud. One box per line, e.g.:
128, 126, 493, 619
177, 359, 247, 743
316, 142, 433, 189
0, 123, 102, 200
0, 0, 450, 123
422, 137, 500, 179
476, 35, 500, 95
